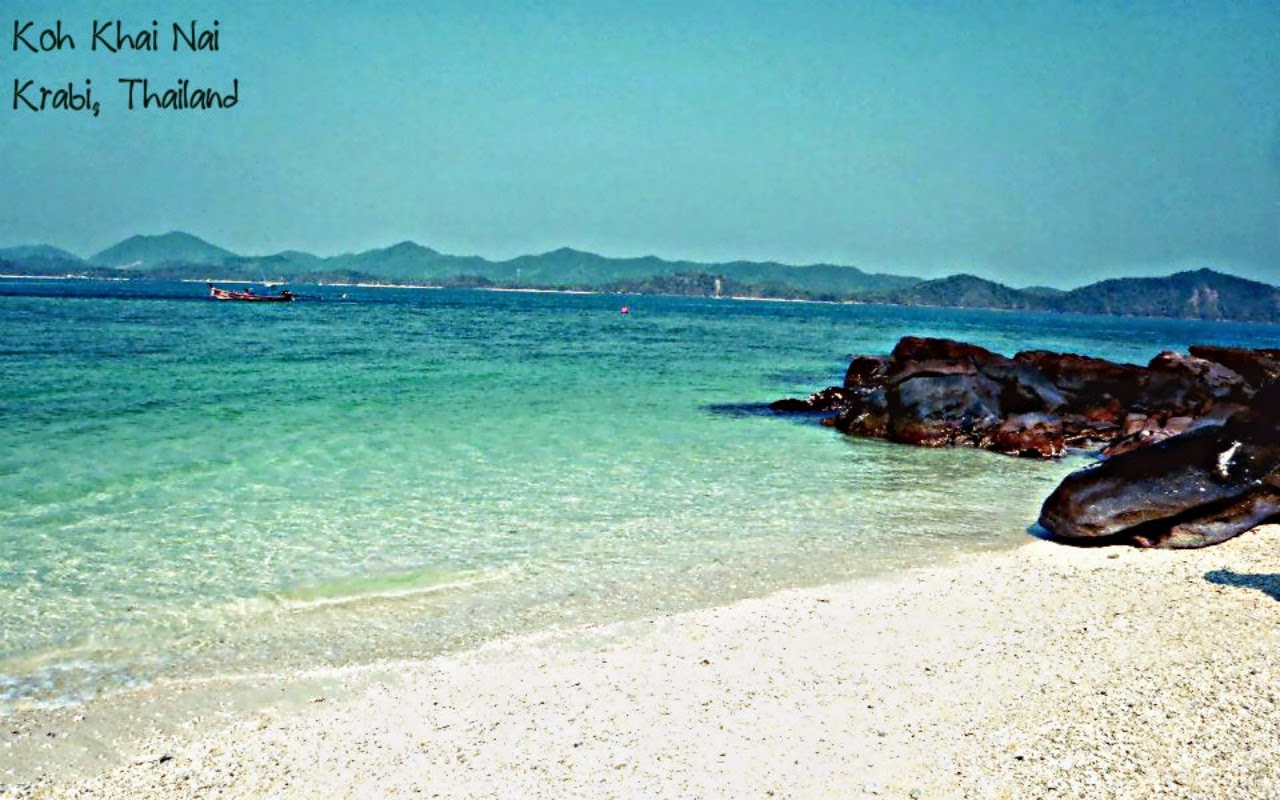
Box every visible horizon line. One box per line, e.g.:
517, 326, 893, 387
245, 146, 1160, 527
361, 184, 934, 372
2, 229, 1266, 293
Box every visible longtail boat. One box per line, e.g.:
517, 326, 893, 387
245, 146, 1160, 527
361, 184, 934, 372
207, 283, 295, 302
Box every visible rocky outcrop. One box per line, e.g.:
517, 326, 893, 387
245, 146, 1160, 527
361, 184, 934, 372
844, 356, 889, 391
771, 337, 1280, 547
1038, 385, 1280, 548
772, 337, 1277, 463
1013, 350, 1145, 412
825, 337, 1073, 456
1186, 346, 1280, 389
767, 387, 853, 414
991, 413, 1065, 459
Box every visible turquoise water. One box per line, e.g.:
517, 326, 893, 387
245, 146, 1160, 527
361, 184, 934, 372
2, 279, 1278, 709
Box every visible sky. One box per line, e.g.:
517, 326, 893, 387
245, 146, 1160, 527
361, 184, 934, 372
1, 0, 1278, 288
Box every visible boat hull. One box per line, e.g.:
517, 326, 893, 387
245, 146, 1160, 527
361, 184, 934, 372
208, 284, 295, 302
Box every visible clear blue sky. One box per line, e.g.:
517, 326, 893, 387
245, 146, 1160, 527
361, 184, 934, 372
2, 0, 1278, 287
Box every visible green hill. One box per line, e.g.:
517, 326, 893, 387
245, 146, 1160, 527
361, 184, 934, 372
886, 274, 1049, 310
715, 261, 919, 295
324, 241, 491, 282
1055, 268, 1280, 322
91, 231, 236, 270
0, 245, 85, 273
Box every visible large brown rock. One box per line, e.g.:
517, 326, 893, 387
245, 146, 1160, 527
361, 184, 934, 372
1099, 414, 1197, 459
829, 387, 891, 438
887, 373, 1003, 447
1039, 394, 1280, 548
1188, 346, 1280, 390
1140, 351, 1247, 414
882, 337, 1065, 445
886, 337, 990, 380
1014, 350, 1147, 410
980, 359, 1067, 415
890, 336, 1000, 365
768, 387, 853, 413
886, 338, 1063, 412
843, 356, 889, 391
990, 413, 1066, 458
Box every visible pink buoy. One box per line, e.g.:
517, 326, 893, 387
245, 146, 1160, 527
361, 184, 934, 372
620, 306, 630, 314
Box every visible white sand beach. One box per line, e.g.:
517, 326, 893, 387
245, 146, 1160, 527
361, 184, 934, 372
10, 527, 1280, 800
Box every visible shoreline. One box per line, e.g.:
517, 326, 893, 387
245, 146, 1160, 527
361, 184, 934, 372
10, 527, 1280, 798
6, 274, 1280, 325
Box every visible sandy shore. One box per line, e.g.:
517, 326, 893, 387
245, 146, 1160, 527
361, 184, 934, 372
8, 526, 1280, 799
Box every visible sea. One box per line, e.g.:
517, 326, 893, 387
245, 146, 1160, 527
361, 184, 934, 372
2, 278, 1277, 713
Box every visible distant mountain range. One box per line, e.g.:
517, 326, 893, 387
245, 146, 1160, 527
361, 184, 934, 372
2, 231, 1277, 322
877, 268, 1280, 322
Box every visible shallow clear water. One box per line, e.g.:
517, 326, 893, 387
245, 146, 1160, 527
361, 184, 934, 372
2, 279, 1277, 709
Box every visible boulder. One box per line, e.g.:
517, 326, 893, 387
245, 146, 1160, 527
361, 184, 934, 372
830, 387, 891, 438
1100, 415, 1196, 459
1038, 397, 1280, 548
1014, 350, 1146, 410
843, 356, 889, 391
1140, 351, 1247, 414
888, 373, 1003, 447
768, 387, 853, 414
1058, 400, 1127, 447
1151, 492, 1280, 549
883, 338, 1061, 449
768, 397, 812, 413
885, 337, 989, 383
979, 359, 1067, 415
890, 336, 1000, 365
990, 413, 1066, 458
1188, 346, 1280, 390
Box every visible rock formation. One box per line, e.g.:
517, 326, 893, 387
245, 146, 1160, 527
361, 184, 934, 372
1039, 384, 1280, 548
771, 336, 1280, 548
770, 336, 1264, 460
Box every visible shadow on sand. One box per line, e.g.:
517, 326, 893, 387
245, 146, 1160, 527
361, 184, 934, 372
1204, 570, 1280, 602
